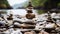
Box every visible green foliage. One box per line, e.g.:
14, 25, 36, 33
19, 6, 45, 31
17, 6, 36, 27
37, 10, 45, 14
31, 0, 47, 7
31, 0, 48, 14
58, 3, 60, 6
0, 0, 11, 8
0, 0, 8, 5
31, 0, 60, 14
32, 0, 60, 7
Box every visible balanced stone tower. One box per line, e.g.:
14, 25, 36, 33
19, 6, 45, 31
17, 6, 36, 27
20, 0, 36, 29
26, 0, 35, 19
46, 11, 54, 23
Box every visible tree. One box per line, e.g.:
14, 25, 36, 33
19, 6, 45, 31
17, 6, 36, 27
44, 0, 60, 11
31, 0, 60, 14
0, 0, 12, 9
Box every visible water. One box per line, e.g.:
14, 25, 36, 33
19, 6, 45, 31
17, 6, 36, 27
7, 9, 38, 16
7, 0, 38, 15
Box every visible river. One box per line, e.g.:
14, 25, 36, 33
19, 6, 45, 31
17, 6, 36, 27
7, 0, 38, 15
7, 9, 38, 16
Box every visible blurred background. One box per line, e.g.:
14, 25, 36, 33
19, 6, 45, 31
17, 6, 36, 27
0, 0, 60, 14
